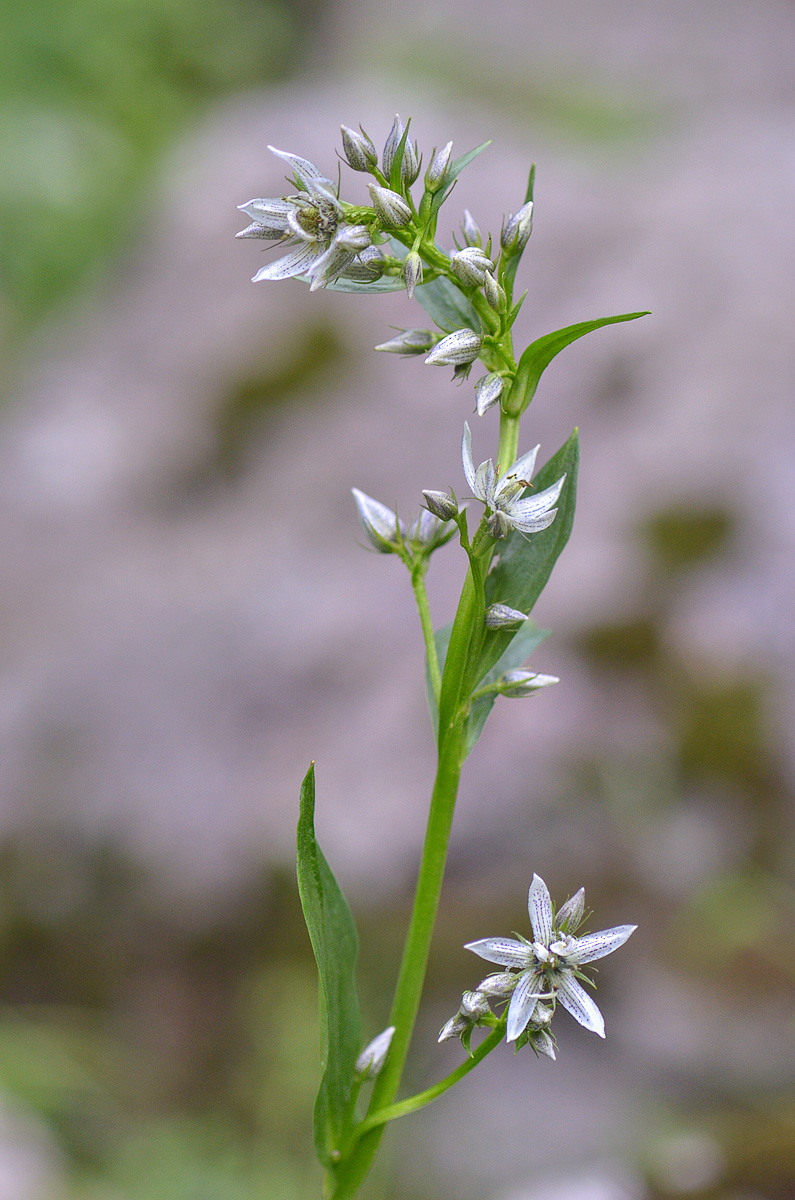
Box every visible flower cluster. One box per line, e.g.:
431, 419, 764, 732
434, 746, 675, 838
351, 488, 457, 560
440, 874, 635, 1054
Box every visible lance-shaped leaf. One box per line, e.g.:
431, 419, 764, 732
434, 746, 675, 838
426, 619, 549, 753
476, 429, 579, 682
324, 275, 407, 294
465, 619, 550, 752
429, 140, 492, 219
501, 163, 535, 294
506, 312, 650, 416
296, 764, 362, 1168
388, 239, 480, 331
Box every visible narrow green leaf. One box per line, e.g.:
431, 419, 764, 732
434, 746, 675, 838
501, 162, 535, 293
449, 139, 492, 184
429, 140, 492, 221
389, 118, 413, 192
465, 619, 549, 752
387, 238, 479, 331
478, 429, 579, 681
508, 312, 650, 414
524, 162, 536, 205
414, 274, 480, 332
296, 764, 362, 1168
426, 623, 452, 737
322, 275, 406, 294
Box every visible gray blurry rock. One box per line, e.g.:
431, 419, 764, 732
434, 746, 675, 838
0, 15, 794, 909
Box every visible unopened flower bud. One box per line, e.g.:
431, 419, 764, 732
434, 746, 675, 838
499, 669, 559, 697
368, 183, 412, 228
450, 246, 494, 287
474, 372, 504, 416
401, 138, 420, 187
352, 488, 406, 553
424, 328, 482, 367
460, 990, 492, 1021
501, 200, 534, 255
342, 245, 386, 282
375, 328, 435, 355
382, 114, 405, 178
484, 603, 529, 629
483, 271, 506, 312
555, 886, 585, 933
403, 250, 423, 299
461, 209, 482, 247
425, 141, 453, 192
341, 124, 378, 171
477, 972, 519, 998
336, 224, 372, 252
438, 1012, 471, 1043
422, 489, 459, 521
355, 1026, 395, 1080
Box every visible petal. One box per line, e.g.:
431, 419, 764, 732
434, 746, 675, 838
252, 242, 320, 282
528, 874, 553, 945
474, 457, 496, 505
237, 198, 293, 228
464, 937, 531, 969
506, 971, 545, 1042
495, 444, 539, 497
556, 973, 605, 1037
461, 423, 478, 494
308, 244, 355, 291
505, 474, 566, 521
268, 146, 328, 189
509, 508, 558, 535
567, 924, 637, 965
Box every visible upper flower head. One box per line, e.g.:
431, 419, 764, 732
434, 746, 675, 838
461, 422, 565, 539
237, 147, 371, 291
465, 873, 636, 1042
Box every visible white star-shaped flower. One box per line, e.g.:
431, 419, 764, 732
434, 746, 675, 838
461, 423, 565, 539
465, 873, 636, 1041
237, 148, 372, 291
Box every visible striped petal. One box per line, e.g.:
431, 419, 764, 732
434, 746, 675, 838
506, 970, 545, 1041
495, 444, 539, 497
237, 198, 293, 230
528, 874, 553, 945
506, 474, 566, 522
252, 242, 320, 282
464, 937, 531, 969
567, 924, 637, 965
461, 423, 478, 494
556, 973, 605, 1037
268, 146, 328, 190
508, 508, 558, 535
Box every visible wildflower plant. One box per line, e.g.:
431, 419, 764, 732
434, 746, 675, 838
237, 114, 647, 1199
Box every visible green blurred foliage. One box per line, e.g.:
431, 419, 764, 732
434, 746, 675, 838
0, 0, 298, 341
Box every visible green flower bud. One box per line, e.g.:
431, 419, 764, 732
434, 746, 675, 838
340, 124, 378, 171
368, 183, 412, 228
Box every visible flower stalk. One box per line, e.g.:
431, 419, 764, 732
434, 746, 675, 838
235, 114, 647, 1200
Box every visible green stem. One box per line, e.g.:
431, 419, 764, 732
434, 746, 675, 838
411, 565, 441, 707
330, 709, 468, 1199
351, 1022, 505, 1141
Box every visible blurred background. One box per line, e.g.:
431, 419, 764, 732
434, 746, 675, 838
1, 1, 794, 1198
